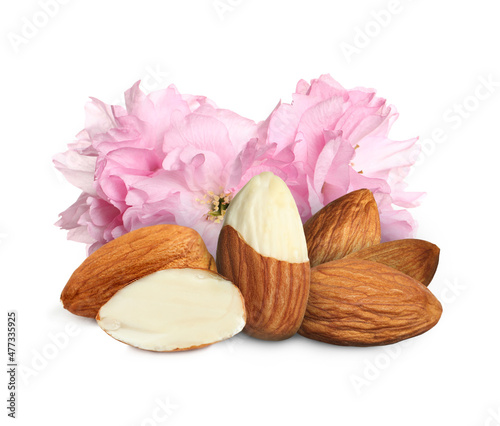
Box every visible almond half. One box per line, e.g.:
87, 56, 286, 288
216, 172, 310, 341
345, 239, 440, 286
299, 258, 442, 346
96, 268, 246, 352
61, 224, 216, 318
304, 189, 381, 267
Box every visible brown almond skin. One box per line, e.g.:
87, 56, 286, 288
61, 224, 216, 318
345, 239, 440, 286
304, 189, 381, 267
299, 258, 442, 346
216, 225, 310, 341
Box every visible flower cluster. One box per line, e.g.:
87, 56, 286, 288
54, 75, 422, 256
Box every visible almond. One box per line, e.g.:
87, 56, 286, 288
96, 268, 246, 352
299, 258, 442, 346
345, 239, 440, 286
61, 224, 216, 318
216, 172, 310, 341
304, 189, 381, 267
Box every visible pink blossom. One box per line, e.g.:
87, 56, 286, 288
55, 75, 422, 256
55, 82, 299, 255
261, 74, 423, 241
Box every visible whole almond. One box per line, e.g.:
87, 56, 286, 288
216, 172, 310, 341
304, 189, 381, 267
299, 258, 442, 346
345, 239, 440, 286
61, 224, 216, 318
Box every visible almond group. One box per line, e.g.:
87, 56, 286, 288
298, 190, 442, 346
60, 172, 442, 351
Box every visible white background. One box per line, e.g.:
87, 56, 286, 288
1, 1, 499, 425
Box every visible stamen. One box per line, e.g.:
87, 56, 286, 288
197, 189, 233, 223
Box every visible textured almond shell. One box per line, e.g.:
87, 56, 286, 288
345, 239, 440, 286
61, 224, 216, 318
304, 189, 381, 267
216, 225, 310, 341
299, 258, 442, 346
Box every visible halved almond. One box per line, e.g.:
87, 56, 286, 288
96, 268, 246, 352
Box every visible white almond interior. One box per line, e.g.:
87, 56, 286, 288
223, 171, 308, 263
97, 269, 246, 352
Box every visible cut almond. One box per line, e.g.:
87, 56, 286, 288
216, 172, 310, 341
96, 268, 246, 352
345, 239, 440, 286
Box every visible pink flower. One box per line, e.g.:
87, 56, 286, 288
261, 74, 423, 241
55, 75, 422, 257
55, 82, 299, 255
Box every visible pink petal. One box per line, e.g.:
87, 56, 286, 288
85, 98, 119, 138
53, 151, 97, 196
163, 113, 236, 166
193, 105, 258, 153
